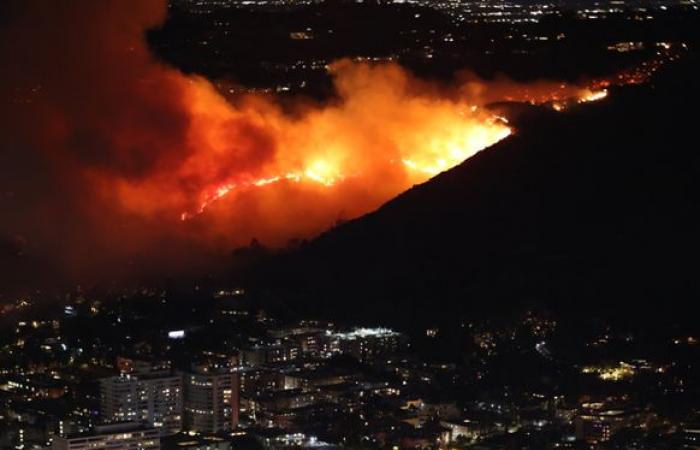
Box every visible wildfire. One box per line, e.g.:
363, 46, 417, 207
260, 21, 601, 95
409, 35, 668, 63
580, 89, 609, 103
177, 79, 610, 222
101, 46, 672, 246
181, 40, 681, 226
177, 110, 514, 221
171, 38, 682, 227
4, 0, 685, 264
180, 168, 342, 221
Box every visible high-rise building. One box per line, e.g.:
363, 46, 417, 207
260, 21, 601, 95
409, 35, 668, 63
51, 423, 160, 450
99, 359, 183, 435
184, 367, 239, 433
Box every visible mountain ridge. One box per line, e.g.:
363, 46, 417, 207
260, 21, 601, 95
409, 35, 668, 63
241, 59, 700, 328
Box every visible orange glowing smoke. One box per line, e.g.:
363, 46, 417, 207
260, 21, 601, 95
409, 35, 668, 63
159, 64, 612, 230
0, 0, 662, 280
109, 60, 520, 246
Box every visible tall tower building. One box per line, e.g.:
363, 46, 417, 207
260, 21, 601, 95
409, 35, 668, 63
99, 358, 183, 435
184, 366, 239, 433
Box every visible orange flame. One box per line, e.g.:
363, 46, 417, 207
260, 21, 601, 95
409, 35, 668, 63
168, 68, 614, 225
2, 0, 681, 274
106, 56, 627, 250
110, 61, 526, 242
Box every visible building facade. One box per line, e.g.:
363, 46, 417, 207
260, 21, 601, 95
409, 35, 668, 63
184, 369, 239, 433
52, 423, 160, 450
99, 365, 183, 435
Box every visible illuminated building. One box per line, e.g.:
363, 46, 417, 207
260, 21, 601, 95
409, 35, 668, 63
269, 326, 328, 358
99, 360, 183, 435
282, 368, 351, 391
250, 388, 318, 415
184, 368, 239, 433
240, 342, 300, 366
51, 423, 160, 450
2, 375, 68, 400
239, 368, 285, 394
574, 403, 647, 443
328, 328, 408, 362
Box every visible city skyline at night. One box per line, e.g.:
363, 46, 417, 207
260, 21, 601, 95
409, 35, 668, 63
0, 0, 699, 449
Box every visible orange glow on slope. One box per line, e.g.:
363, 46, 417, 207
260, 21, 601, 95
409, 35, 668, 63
171, 67, 616, 225
174, 43, 671, 232
180, 116, 514, 221
580, 89, 609, 102
64, 54, 655, 248
3, 0, 684, 274
173, 82, 516, 223
105, 59, 529, 238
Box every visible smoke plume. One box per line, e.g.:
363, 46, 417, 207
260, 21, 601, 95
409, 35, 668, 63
0, 0, 606, 287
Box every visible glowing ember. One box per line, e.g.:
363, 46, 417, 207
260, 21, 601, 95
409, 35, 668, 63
579, 89, 609, 103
